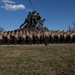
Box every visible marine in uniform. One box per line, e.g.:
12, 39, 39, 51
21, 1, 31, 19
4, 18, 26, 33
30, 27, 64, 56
26, 31, 30, 44
10, 31, 14, 44
66, 32, 71, 43
44, 30, 49, 46
60, 32, 64, 43
14, 31, 18, 44
21, 32, 26, 44
71, 31, 75, 43
3, 32, 7, 44
0, 32, 3, 45
36, 31, 40, 44
7, 32, 10, 45
32, 31, 36, 44
29, 31, 33, 44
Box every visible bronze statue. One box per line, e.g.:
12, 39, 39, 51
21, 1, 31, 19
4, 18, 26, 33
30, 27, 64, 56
20, 10, 45, 29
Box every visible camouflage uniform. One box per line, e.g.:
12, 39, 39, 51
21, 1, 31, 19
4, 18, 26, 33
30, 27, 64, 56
7, 32, 10, 45
29, 32, 33, 44
48, 31, 51, 44
51, 32, 55, 44
57, 32, 60, 43
14, 31, 18, 44
60, 32, 64, 43
10, 31, 14, 44
36, 31, 40, 44
18, 30, 22, 44
39, 31, 43, 44
3, 32, 7, 44
71, 32, 75, 43
0, 32, 3, 45
66, 32, 71, 43
32, 32, 36, 44
21, 32, 26, 44
44, 30, 49, 46
53, 32, 59, 43
26, 31, 30, 44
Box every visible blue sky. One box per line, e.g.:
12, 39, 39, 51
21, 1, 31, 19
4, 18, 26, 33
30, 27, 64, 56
0, 0, 75, 31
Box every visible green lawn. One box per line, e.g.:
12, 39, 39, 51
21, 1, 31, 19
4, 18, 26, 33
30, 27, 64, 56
0, 44, 75, 75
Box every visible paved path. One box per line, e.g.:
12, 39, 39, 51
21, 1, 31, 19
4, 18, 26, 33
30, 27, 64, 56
0, 44, 74, 46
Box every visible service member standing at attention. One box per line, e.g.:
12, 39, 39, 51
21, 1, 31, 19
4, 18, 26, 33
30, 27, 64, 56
7, 32, 10, 45
36, 31, 40, 44
18, 30, 22, 44
0, 32, 3, 45
29, 31, 33, 44
10, 31, 14, 44
14, 31, 18, 44
71, 31, 75, 43
26, 31, 30, 44
3, 32, 7, 44
44, 30, 49, 46
21, 32, 26, 44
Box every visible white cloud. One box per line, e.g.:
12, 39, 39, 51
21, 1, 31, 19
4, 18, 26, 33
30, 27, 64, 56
1, 0, 15, 4
0, 0, 26, 11
1, 4, 25, 11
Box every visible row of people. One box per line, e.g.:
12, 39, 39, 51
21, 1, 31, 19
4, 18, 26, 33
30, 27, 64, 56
0, 30, 75, 45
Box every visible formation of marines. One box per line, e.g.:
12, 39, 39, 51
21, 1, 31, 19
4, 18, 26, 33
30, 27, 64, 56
0, 10, 75, 45
0, 29, 75, 45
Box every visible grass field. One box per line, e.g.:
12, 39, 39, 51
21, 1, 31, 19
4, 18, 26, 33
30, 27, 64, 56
0, 44, 75, 75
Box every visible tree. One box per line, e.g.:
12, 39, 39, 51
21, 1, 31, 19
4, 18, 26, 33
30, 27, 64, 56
0, 26, 4, 32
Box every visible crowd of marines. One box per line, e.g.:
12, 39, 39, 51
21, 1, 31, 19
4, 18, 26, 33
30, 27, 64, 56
0, 29, 75, 45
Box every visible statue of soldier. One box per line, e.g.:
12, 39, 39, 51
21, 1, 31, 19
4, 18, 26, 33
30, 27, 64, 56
30, 12, 40, 28
37, 18, 45, 28
20, 10, 38, 28
26, 10, 39, 28
20, 12, 32, 28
